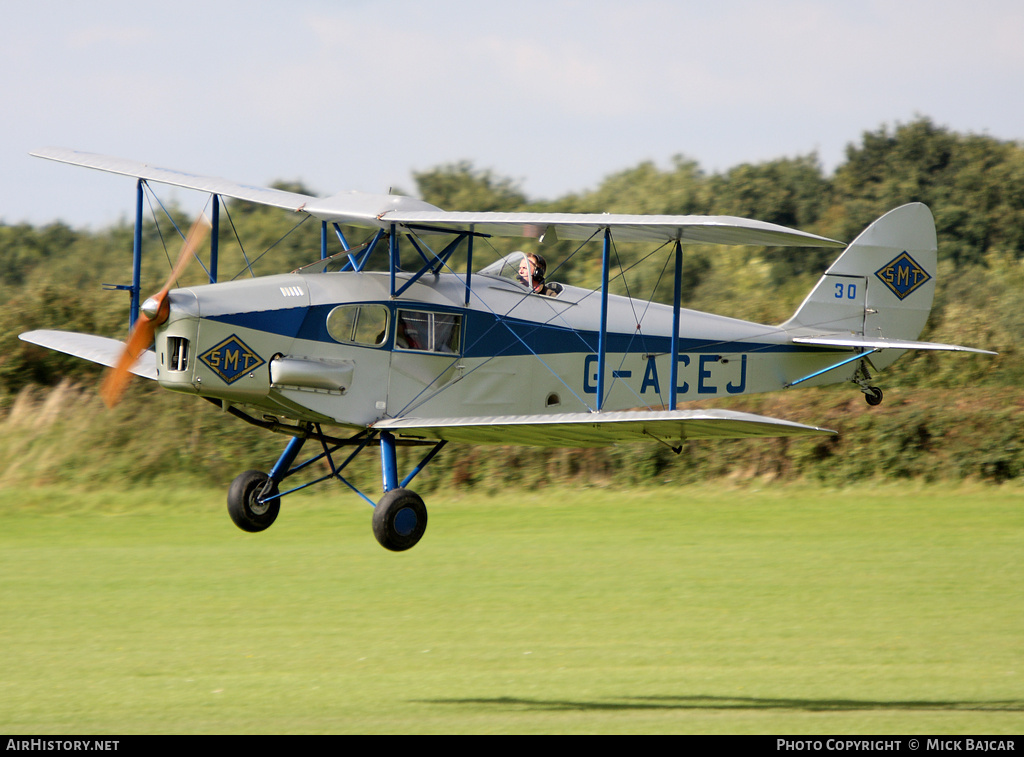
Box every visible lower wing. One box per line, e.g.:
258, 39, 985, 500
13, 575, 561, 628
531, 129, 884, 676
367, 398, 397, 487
19, 330, 157, 380
374, 409, 834, 448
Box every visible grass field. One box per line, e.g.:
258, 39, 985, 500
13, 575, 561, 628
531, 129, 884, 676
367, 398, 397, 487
0, 482, 1021, 734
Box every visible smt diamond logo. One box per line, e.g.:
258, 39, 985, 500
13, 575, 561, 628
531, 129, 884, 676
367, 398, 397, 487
199, 335, 266, 384
874, 251, 931, 300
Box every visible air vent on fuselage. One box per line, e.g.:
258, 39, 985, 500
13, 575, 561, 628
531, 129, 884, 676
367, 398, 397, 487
167, 336, 190, 372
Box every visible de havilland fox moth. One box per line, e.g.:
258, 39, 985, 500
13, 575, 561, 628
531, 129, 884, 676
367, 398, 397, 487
20, 148, 993, 551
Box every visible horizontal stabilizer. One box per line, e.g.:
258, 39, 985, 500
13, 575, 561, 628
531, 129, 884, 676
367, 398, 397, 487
374, 408, 834, 448
19, 330, 157, 380
792, 334, 996, 355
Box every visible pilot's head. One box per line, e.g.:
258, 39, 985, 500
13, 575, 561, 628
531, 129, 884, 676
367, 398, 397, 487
517, 253, 547, 290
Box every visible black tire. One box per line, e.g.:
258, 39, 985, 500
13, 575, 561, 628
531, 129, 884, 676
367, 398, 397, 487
864, 386, 883, 406
227, 470, 280, 533
372, 488, 427, 552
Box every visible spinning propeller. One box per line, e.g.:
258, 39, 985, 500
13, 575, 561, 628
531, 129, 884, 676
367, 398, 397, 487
100, 215, 212, 407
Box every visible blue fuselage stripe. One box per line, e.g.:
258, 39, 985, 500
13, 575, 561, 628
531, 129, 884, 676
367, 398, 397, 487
204, 304, 810, 357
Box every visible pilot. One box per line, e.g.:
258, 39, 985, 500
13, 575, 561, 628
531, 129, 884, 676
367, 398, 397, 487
517, 253, 557, 296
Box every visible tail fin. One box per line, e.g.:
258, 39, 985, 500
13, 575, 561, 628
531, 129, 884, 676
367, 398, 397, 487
783, 204, 937, 355
782, 204, 992, 395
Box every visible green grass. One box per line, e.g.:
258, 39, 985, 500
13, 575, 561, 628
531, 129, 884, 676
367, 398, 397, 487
0, 483, 1021, 734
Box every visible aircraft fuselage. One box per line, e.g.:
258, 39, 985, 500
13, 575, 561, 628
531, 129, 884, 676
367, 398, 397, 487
154, 270, 852, 428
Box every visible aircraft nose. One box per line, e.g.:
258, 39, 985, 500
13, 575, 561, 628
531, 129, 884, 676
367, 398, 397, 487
141, 295, 161, 321
154, 289, 202, 391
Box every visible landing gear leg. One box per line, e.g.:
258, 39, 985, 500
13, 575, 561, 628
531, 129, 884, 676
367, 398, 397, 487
227, 470, 280, 532
225, 424, 444, 549
371, 431, 435, 552
227, 434, 307, 533
863, 386, 884, 406
853, 361, 884, 406
373, 488, 428, 551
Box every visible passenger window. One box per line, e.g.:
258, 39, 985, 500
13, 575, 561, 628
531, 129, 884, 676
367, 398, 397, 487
396, 310, 461, 354
326, 305, 389, 346
353, 307, 388, 345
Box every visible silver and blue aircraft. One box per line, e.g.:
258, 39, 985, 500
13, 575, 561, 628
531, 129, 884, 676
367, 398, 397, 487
20, 148, 993, 551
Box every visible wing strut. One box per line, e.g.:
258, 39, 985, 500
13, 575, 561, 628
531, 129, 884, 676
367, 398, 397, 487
389, 223, 399, 297
670, 239, 683, 410
116, 179, 225, 330
785, 349, 881, 388
211, 194, 220, 283
394, 232, 474, 298
597, 228, 612, 411
464, 228, 474, 306
595, 228, 687, 412
131, 180, 143, 328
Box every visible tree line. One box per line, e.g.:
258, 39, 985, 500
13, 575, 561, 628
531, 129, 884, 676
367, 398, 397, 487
2, 117, 1023, 487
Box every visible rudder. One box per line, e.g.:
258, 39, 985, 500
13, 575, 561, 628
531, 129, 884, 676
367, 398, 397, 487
783, 203, 937, 351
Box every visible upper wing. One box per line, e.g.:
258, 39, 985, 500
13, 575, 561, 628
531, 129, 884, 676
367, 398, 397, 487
31, 147, 445, 227
32, 148, 844, 247
374, 408, 834, 447
19, 330, 157, 380
31, 147, 316, 213
367, 210, 846, 246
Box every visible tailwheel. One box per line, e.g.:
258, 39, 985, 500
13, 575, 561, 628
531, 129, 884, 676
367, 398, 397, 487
373, 488, 427, 552
228, 470, 280, 533
863, 386, 884, 406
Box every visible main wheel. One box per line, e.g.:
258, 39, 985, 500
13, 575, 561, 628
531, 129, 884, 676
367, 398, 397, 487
372, 488, 427, 552
864, 386, 884, 406
227, 470, 280, 533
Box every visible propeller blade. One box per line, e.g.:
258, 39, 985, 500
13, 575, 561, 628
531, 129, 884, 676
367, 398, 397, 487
99, 315, 159, 408
100, 215, 212, 408
161, 215, 213, 297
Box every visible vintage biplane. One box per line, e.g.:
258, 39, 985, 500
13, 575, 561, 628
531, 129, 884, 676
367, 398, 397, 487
20, 148, 993, 550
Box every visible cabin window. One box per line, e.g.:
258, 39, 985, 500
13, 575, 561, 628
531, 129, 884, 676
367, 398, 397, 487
395, 310, 461, 353
326, 304, 389, 346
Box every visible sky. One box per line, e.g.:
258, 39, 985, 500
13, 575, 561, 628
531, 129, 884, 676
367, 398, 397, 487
3, 0, 1024, 228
